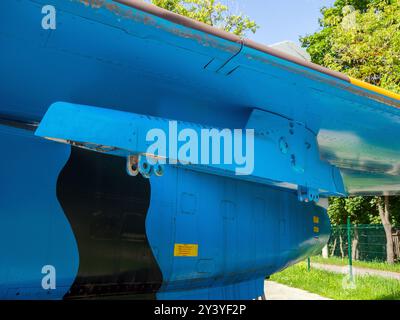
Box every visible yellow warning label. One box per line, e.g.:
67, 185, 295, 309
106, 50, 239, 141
174, 244, 198, 257
313, 216, 319, 224
313, 226, 319, 233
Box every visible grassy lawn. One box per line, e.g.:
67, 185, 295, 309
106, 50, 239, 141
311, 255, 400, 273
270, 262, 400, 300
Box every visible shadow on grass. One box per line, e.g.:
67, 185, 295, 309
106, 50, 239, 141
374, 293, 400, 300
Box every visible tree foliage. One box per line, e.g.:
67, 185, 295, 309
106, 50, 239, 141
150, 0, 258, 37
328, 196, 376, 225
301, 0, 400, 93
328, 196, 400, 226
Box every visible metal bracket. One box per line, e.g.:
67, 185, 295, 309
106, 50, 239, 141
297, 186, 319, 203
126, 154, 165, 179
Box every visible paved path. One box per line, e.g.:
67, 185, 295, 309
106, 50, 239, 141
311, 263, 400, 280
264, 281, 331, 300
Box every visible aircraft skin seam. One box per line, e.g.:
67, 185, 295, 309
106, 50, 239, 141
113, 0, 400, 105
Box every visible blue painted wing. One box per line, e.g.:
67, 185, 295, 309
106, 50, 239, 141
0, 0, 399, 195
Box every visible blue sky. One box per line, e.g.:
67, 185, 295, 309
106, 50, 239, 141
236, 0, 336, 45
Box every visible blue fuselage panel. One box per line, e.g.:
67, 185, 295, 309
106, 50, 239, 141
0, 125, 78, 299
0, 124, 329, 299
148, 167, 329, 299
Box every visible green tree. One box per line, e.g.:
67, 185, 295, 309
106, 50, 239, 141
328, 197, 348, 226
150, 0, 258, 37
327, 197, 348, 257
328, 197, 374, 258
345, 196, 375, 259
302, 0, 400, 263
301, 0, 400, 92
328, 197, 377, 226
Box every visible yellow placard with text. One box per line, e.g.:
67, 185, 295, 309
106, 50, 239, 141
174, 244, 198, 257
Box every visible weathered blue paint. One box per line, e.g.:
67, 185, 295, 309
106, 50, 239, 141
147, 166, 330, 299
0, 122, 329, 300
0, 125, 79, 299
0, 0, 399, 300
1, 0, 399, 193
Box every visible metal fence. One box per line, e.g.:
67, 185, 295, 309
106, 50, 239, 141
327, 223, 400, 262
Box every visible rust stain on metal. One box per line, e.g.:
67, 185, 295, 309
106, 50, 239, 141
111, 1, 354, 83
72, 0, 238, 53
343, 85, 400, 109
70, 1, 399, 108
76, 3, 226, 56
243, 52, 400, 109
81, 0, 90, 6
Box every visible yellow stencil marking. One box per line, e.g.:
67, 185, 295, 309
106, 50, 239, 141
174, 244, 198, 257
313, 216, 319, 224
313, 226, 319, 233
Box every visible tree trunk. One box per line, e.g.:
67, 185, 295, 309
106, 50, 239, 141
330, 238, 337, 257
339, 234, 344, 259
378, 196, 394, 264
352, 227, 359, 260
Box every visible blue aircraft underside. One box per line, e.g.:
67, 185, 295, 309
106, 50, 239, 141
0, 0, 399, 300
0, 124, 329, 299
0, 125, 78, 299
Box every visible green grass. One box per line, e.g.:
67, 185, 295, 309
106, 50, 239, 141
270, 262, 400, 300
311, 255, 400, 273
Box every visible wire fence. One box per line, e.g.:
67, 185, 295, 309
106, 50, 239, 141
327, 223, 400, 262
